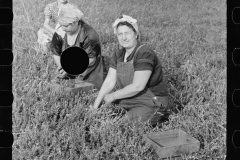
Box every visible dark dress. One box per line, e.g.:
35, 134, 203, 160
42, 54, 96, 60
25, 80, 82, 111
50, 21, 107, 90
110, 41, 169, 126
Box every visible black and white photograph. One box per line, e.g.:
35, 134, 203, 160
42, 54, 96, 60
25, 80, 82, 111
12, 0, 226, 159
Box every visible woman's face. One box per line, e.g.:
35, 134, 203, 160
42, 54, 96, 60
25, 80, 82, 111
60, 21, 79, 35
116, 25, 137, 49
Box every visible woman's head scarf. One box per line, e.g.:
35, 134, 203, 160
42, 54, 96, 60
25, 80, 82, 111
112, 15, 138, 35
58, 4, 84, 25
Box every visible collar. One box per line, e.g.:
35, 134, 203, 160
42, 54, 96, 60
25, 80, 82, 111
124, 41, 142, 62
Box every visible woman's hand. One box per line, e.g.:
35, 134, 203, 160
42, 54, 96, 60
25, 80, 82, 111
57, 67, 67, 77
89, 104, 98, 111
91, 68, 117, 110
90, 100, 101, 110
90, 93, 114, 111
59, 68, 66, 75
103, 93, 115, 104
43, 18, 55, 35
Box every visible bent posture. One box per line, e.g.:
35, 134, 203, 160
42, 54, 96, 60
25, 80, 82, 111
50, 4, 106, 90
93, 15, 169, 126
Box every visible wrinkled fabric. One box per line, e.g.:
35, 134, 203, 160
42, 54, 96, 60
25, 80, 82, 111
110, 41, 169, 97
50, 21, 107, 90
114, 45, 168, 126
58, 4, 84, 25
112, 15, 138, 35
50, 31, 63, 55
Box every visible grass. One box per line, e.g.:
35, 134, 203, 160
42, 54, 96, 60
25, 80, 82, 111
13, 0, 226, 159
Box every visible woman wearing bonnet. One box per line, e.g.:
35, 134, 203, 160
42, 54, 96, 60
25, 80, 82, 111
92, 15, 169, 126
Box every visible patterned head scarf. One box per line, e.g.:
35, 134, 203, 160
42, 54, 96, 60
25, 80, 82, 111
112, 15, 138, 35
58, 4, 84, 25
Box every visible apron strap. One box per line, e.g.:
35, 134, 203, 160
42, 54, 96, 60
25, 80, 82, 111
132, 44, 145, 62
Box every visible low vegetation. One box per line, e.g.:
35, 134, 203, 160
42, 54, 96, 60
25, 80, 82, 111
13, 0, 226, 159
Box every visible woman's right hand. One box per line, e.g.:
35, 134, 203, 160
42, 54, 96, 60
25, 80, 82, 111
92, 68, 117, 110
92, 101, 100, 110
89, 104, 99, 112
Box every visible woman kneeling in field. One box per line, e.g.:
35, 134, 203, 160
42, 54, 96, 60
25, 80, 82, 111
92, 15, 169, 126
50, 4, 106, 90
37, 0, 74, 54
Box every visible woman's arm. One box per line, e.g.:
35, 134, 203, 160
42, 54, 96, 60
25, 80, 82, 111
43, 17, 55, 35
111, 70, 152, 100
93, 67, 117, 109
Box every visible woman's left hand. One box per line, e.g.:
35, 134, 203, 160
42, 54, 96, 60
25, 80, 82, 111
58, 68, 67, 77
104, 93, 115, 104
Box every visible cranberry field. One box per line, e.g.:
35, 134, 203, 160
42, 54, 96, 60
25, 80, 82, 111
13, 0, 226, 159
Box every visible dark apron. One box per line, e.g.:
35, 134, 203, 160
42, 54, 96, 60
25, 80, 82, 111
115, 45, 168, 125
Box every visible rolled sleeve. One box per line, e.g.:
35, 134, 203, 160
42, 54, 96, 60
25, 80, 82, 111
134, 52, 154, 71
